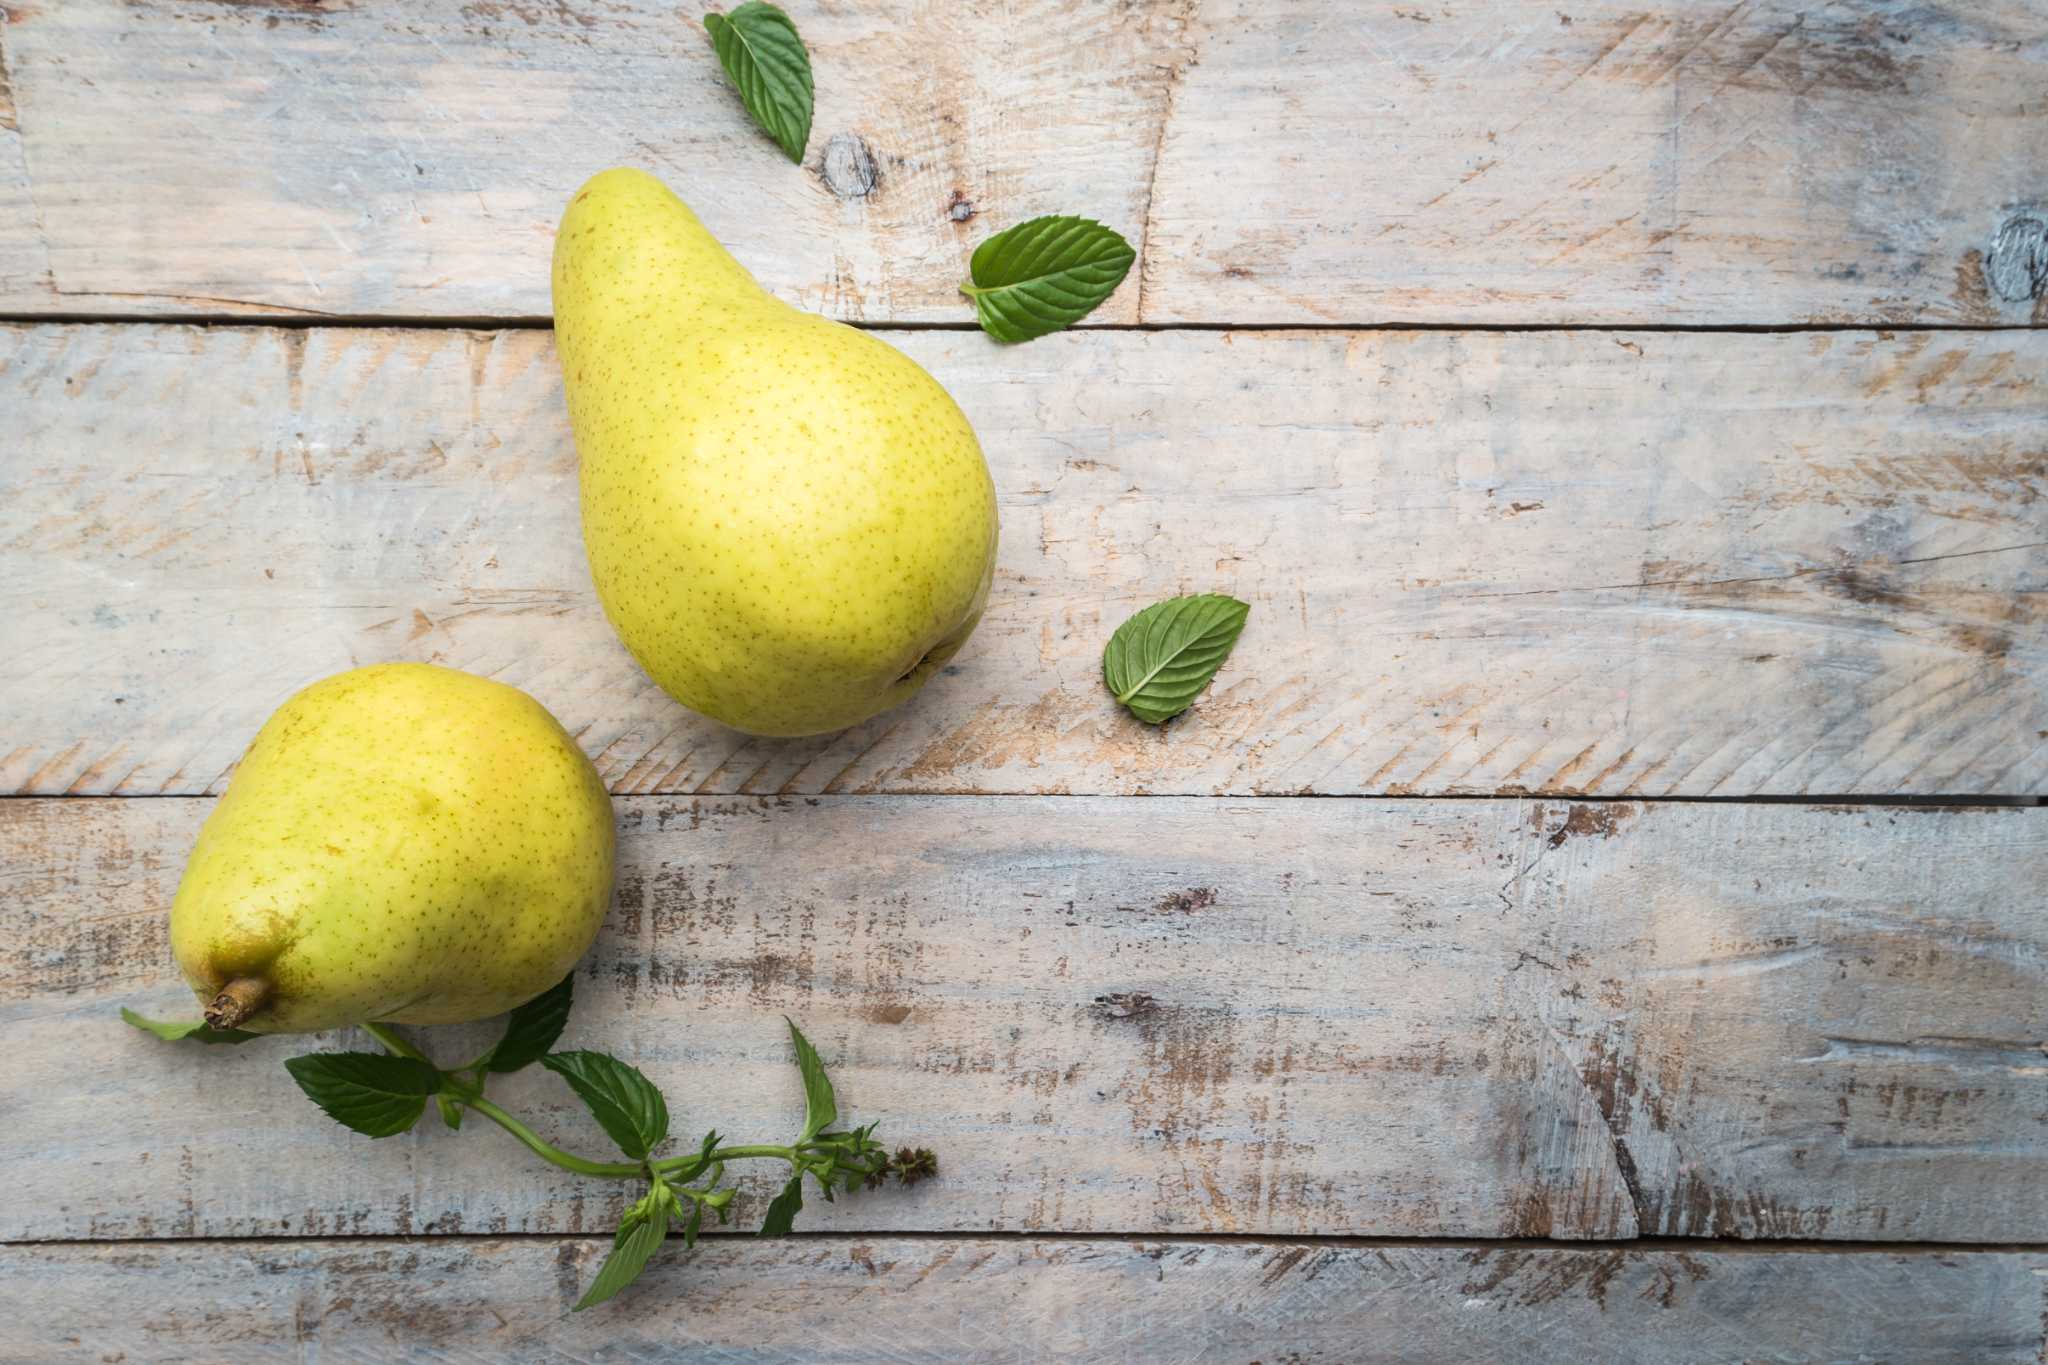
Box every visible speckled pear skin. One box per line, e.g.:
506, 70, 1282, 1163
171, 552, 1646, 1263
168, 664, 616, 1034
552, 168, 999, 738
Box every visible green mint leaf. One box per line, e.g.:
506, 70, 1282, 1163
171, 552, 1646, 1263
484, 973, 574, 1074
282, 1052, 440, 1138
575, 1200, 668, 1311
1102, 593, 1251, 724
758, 1173, 804, 1236
703, 2, 814, 164
121, 1008, 259, 1045
542, 1051, 670, 1160
682, 1201, 704, 1250
784, 1017, 837, 1144
962, 216, 1135, 343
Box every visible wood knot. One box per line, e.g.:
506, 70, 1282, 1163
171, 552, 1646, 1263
819, 134, 879, 200
1985, 215, 2048, 301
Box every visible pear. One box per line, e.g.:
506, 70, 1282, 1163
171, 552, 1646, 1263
169, 664, 615, 1034
552, 168, 999, 737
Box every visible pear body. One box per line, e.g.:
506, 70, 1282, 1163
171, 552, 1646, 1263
168, 664, 615, 1034
553, 168, 999, 737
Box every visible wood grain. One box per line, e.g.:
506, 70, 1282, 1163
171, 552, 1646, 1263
1142, 0, 2048, 328
6, 796, 2043, 1244
1, 0, 2042, 325
4, 323, 2042, 799
6, 1237, 2045, 1363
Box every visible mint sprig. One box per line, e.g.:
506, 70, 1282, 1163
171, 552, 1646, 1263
703, 2, 814, 164
132, 998, 935, 1311
962, 216, 1136, 342
1103, 594, 1251, 724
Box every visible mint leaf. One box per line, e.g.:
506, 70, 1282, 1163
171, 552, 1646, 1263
283, 1052, 440, 1138
575, 1197, 668, 1311
759, 1173, 804, 1236
962, 216, 1135, 342
121, 1008, 259, 1045
485, 973, 573, 1075
703, 2, 813, 164
1103, 594, 1251, 724
785, 1017, 837, 1143
542, 1051, 670, 1160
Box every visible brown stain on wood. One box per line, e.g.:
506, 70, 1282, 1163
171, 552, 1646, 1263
1547, 803, 1636, 848
1259, 1245, 1308, 1286
1821, 566, 1915, 612
1910, 349, 1969, 403
1458, 1246, 1636, 1310
1953, 250, 1996, 324
1092, 992, 1158, 1022
1563, 10, 1915, 98
884, 694, 1160, 791
175, 0, 350, 26
1145, 887, 1218, 914
1948, 624, 2012, 661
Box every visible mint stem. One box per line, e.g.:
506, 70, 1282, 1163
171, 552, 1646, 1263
361, 1021, 430, 1063
464, 1094, 647, 1179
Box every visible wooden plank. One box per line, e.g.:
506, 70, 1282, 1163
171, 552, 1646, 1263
5, 796, 2043, 1244
2, 1, 2042, 325
5, 1238, 2044, 1364
4, 323, 2042, 799
0, 0, 1175, 322
1142, 0, 2048, 328
0, 23, 46, 310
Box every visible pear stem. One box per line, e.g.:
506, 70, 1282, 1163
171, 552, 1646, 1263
205, 977, 269, 1030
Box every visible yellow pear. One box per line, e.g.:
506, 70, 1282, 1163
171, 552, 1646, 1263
552, 168, 999, 737
169, 664, 615, 1034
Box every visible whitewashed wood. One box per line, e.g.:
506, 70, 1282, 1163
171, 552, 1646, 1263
1142, 0, 2048, 327
0, 0, 1174, 322
0, 27, 44, 311
5, 796, 2043, 1243
2, 1, 2042, 324
4, 323, 2042, 799
6, 1237, 2045, 1364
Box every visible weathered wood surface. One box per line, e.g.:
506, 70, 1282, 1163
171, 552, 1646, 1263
6, 1238, 2045, 1364
5, 324, 2043, 800
6, 796, 2043, 1244
1, 0, 2042, 325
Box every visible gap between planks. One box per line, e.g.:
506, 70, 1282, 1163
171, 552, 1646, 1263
0, 314, 2045, 335
3, 791, 2035, 805
10, 1229, 2048, 1258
